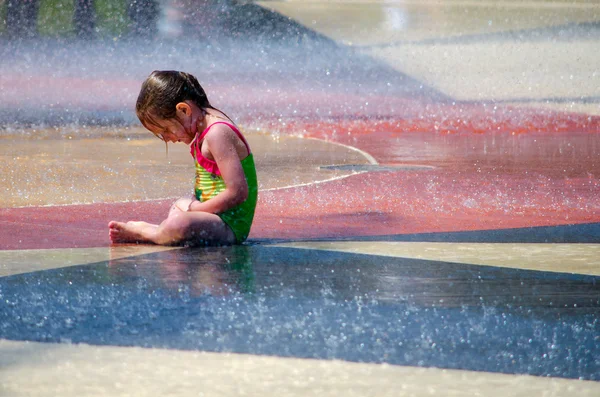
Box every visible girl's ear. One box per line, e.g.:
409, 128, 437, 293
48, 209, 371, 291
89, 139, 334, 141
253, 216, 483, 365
175, 102, 192, 117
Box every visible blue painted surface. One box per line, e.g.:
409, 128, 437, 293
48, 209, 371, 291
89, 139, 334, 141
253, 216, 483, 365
1, 246, 598, 380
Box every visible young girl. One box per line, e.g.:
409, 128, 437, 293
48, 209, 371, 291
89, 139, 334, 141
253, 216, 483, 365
109, 70, 258, 246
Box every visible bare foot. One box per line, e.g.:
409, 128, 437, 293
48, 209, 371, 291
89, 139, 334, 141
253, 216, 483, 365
108, 221, 158, 244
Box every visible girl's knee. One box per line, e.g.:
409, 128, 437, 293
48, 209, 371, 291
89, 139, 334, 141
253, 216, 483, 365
158, 212, 232, 246
157, 212, 190, 245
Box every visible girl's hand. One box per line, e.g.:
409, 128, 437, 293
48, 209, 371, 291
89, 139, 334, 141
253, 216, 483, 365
187, 196, 199, 211
171, 197, 192, 212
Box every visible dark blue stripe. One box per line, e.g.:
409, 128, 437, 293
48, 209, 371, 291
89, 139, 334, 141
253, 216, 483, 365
1, 246, 598, 380
256, 222, 600, 244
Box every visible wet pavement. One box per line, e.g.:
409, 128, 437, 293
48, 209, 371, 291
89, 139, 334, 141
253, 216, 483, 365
1, 247, 599, 379
1, 1, 600, 396
0, 127, 370, 207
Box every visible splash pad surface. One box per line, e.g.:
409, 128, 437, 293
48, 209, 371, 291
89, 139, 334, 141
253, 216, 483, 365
1, 1, 600, 396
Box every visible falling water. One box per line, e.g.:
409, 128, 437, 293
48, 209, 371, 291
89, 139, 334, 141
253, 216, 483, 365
0, 1, 599, 393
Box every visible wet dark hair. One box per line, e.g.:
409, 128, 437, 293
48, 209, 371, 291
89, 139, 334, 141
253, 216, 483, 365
136, 70, 215, 133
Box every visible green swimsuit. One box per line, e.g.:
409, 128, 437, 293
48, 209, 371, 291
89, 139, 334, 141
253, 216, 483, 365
190, 121, 258, 243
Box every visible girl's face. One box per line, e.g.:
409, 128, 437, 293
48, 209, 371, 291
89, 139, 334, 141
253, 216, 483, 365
148, 117, 195, 145
143, 102, 201, 145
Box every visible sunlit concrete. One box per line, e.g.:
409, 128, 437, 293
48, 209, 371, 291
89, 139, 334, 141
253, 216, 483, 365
273, 242, 600, 276
504, 101, 600, 118
0, 246, 179, 277
260, 0, 600, 46
259, 0, 600, 114
1, 339, 598, 397
366, 41, 600, 102
0, 127, 371, 208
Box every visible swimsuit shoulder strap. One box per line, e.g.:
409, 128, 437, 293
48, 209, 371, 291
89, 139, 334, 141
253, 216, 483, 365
199, 121, 251, 154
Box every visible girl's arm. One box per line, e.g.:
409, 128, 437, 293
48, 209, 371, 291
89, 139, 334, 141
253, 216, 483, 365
187, 125, 249, 214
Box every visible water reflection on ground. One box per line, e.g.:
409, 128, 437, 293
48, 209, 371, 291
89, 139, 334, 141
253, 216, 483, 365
107, 246, 255, 297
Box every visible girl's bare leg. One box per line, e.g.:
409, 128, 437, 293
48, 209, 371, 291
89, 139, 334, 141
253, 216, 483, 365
109, 209, 236, 246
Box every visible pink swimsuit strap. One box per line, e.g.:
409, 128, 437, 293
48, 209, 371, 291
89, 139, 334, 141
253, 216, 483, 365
189, 121, 251, 172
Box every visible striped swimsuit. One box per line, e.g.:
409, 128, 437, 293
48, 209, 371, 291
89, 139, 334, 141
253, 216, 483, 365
189, 121, 258, 243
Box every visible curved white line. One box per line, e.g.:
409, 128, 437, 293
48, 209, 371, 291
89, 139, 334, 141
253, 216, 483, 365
260, 171, 367, 192
303, 136, 379, 165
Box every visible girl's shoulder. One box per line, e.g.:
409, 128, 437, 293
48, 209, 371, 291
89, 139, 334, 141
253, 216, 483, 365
202, 121, 250, 158
201, 120, 240, 140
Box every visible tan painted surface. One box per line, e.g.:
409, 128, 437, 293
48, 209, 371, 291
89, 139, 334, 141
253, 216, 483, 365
0, 246, 179, 277
259, 0, 600, 113
366, 41, 600, 102
503, 101, 600, 117
273, 242, 600, 276
259, 0, 600, 46
0, 127, 370, 208
1, 339, 598, 397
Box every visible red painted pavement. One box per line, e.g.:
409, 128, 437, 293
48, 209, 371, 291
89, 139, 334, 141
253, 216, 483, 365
1, 100, 599, 250
1, 68, 599, 250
